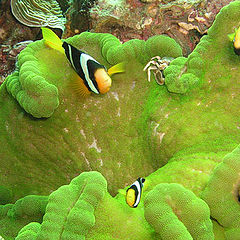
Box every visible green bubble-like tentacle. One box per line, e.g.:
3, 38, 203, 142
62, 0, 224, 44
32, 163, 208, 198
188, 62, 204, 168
201, 144, 240, 239
33, 171, 107, 240
6, 40, 59, 118
144, 183, 214, 240
15, 222, 40, 240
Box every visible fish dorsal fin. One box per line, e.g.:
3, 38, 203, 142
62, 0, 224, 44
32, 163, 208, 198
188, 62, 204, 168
69, 75, 91, 98
107, 62, 126, 77
41, 27, 65, 54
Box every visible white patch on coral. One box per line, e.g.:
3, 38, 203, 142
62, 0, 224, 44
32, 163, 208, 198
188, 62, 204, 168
81, 152, 91, 169
152, 121, 165, 144
192, 169, 203, 173
165, 113, 169, 118
197, 102, 201, 106
64, 128, 69, 133
98, 158, 103, 167
5, 122, 9, 132
94, 100, 101, 107
153, 122, 160, 136
80, 129, 86, 139
117, 162, 121, 168
112, 92, 119, 101
88, 138, 102, 153
131, 81, 136, 90
65, 109, 68, 112
117, 107, 121, 117
159, 132, 165, 144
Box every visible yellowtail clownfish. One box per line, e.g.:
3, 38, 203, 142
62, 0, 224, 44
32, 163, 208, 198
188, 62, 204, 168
228, 27, 240, 55
126, 177, 145, 208
41, 27, 125, 96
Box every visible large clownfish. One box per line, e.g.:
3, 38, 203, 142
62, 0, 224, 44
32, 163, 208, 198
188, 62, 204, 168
126, 177, 145, 208
228, 27, 240, 55
41, 27, 125, 96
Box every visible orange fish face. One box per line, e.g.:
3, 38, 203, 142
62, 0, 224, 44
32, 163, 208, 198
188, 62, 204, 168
94, 69, 112, 94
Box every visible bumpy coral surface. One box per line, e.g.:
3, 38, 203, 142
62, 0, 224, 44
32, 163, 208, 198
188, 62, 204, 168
0, 1, 240, 239
202, 145, 240, 239
144, 183, 214, 239
0, 30, 182, 200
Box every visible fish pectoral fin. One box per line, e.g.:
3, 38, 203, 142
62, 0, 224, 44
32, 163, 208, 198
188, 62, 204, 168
69, 76, 91, 97
228, 32, 236, 42
107, 62, 126, 77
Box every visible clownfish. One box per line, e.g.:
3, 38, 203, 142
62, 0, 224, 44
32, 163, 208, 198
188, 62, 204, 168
126, 177, 145, 208
228, 27, 240, 55
41, 27, 125, 96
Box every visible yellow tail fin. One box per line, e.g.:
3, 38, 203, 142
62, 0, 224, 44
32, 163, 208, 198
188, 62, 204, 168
41, 27, 65, 54
108, 62, 126, 77
228, 32, 236, 42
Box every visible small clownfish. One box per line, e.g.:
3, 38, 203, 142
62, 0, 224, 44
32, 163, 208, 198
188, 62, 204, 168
228, 27, 240, 55
126, 177, 145, 208
41, 27, 125, 96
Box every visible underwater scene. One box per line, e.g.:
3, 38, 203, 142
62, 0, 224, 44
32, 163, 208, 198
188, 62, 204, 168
0, 0, 240, 239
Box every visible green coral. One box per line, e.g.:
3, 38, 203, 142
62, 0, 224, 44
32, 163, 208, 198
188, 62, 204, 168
144, 183, 214, 240
201, 144, 240, 240
0, 195, 47, 240
15, 223, 41, 240
142, 0, 240, 167
163, 43, 205, 94
0, 1, 240, 239
7, 195, 47, 219
163, 0, 240, 95
6, 41, 59, 118
16, 171, 107, 240
0, 186, 12, 205
0, 25, 182, 201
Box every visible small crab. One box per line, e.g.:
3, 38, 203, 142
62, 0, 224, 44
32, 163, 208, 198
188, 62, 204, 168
143, 56, 174, 85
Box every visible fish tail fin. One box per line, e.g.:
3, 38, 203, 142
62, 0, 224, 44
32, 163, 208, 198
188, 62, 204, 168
107, 62, 126, 77
228, 32, 236, 41
143, 179, 150, 190
69, 75, 91, 98
41, 27, 65, 54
